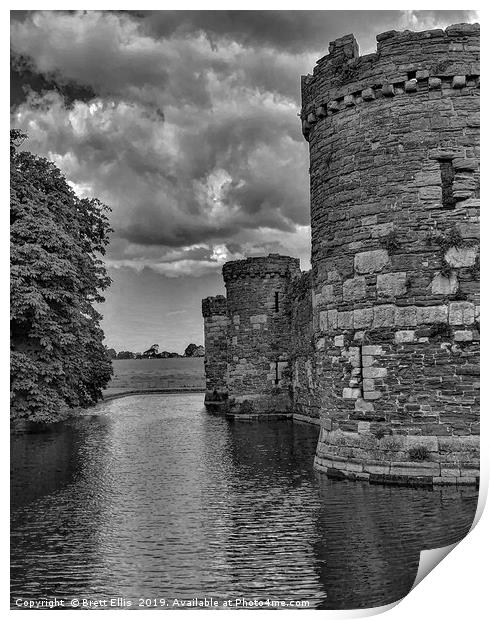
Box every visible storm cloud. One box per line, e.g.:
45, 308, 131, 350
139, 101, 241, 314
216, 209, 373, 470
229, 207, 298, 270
10, 10, 478, 350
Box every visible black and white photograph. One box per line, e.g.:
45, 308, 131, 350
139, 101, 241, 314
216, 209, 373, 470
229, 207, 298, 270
10, 6, 482, 612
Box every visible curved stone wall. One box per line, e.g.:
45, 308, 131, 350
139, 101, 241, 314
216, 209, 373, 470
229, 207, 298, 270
301, 24, 480, 485
223, 254, 300, 416
202, 295, 229, 406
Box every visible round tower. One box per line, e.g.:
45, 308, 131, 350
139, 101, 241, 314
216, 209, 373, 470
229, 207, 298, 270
202, 295, 229, 408
301, 24, 479, 485
223, 254, 300, 417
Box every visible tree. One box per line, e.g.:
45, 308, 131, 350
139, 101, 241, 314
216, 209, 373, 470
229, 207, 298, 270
11, 129, 113, 423
184, 343, 198, 357
106, 348, 117, 360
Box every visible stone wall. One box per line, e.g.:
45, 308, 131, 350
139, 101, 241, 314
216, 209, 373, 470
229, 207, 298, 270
202, 295, 229, 405
222, 254, 300, 416
288, 271, 321, 423
301, 24, 479, 485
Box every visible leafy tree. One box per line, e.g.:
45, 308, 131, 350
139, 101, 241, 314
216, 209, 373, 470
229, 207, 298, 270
106, 348, 117, 360
11, 129, 113, 423
184, 343, 198, 357
116, 350, 135, 359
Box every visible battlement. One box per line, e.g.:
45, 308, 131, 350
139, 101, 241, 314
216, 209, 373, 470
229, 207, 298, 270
222, 254, 300, 282
202, 295, 227, 318
301, 22, 480, 141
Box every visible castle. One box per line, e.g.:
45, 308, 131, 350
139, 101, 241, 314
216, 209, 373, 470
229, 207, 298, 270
202, 24, 480, 487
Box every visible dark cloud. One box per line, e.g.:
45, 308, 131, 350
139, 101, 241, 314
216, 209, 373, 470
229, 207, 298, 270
137, 10, 478, 53
10, 10, 478, 348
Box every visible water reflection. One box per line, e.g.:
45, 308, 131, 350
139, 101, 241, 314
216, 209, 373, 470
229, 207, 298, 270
11, 394, 478, 609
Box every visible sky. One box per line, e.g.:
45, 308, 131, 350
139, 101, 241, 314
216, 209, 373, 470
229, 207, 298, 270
10, 9, 478, 353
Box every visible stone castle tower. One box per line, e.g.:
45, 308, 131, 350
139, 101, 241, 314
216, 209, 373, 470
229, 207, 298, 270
202, 23, 479, 486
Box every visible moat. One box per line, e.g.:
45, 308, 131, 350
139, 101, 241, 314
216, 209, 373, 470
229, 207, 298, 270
11, 393, 477, 610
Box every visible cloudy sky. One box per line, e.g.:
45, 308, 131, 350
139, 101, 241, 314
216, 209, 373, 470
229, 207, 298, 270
10, 9, 478, 353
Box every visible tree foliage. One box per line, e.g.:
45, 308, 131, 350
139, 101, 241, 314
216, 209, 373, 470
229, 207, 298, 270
11, 129, 113, 423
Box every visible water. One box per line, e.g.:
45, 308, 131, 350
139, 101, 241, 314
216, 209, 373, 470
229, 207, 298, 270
11, 394, 478, 609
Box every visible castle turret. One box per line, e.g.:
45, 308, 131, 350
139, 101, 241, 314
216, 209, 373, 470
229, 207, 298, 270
301, 24, 480, 484
202, 295, 229, 407
222, 254, 300, 417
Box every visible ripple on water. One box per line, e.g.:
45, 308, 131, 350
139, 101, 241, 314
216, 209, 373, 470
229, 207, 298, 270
11, 394, 478, 609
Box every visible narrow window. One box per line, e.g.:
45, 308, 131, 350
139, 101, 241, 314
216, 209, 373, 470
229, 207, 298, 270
275, 361, 279, 385
274, 291, 279, 312
407, 70, 417, 80
439, 160, 456, 208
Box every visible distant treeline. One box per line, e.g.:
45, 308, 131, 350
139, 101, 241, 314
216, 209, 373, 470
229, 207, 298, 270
107, 343, 205, 360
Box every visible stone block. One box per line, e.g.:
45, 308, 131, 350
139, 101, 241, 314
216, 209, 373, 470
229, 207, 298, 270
337, 311, 354, 329
342, 387, 361, 399
363, 367, 387, 379
454, 330, 473, 342
416, 305, 448, 324
250, 314, 267, 324
449, 302, 475, 325
355, 400, 374, 413
377, 272, 407, 298
361, 87, 375, 101
358, 420, 371, 433
382, 84, 395, 97
344, 94, 355, 107
328, 100, 340, 112
405, 79, 418, 92
355, 249, 390, 274
429, 77, 442, 89
452, 75, 466, 89
444, 247, 478, 268
315, 105, 327, 118
416, 69, 430, 80
395, 306, 418, 327
373, 304, 395, 327
343, 276, 366, 301
363, 391, 383, 400
362, 345, 383, 355
419, 186, 442, 200
363, 379, 375, 392
334, 335, 345, 347
353, 307, 373, 328
395, 330, 415, 343
431, 272, 458, 295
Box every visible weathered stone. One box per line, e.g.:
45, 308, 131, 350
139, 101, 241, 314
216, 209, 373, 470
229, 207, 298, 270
373, 304, 396, 327
428, 77, 442, 89
431, 272, 458, 295
395, 330, 415, 343
416, 305, 448, 324
353, 307, 373, 328
449, 302, 475, 325
343, 387, 362, 399
405, 78, 417, 92
444, 247, 478, 268
454, 330, 473, 342
343, 276, 366, 301
354, 250, 390, 274
452, 75, 466, 89
395, 306, 418, 327
377, 272, 407, 297
334, 335, 345, 347
361, 87, 375, 101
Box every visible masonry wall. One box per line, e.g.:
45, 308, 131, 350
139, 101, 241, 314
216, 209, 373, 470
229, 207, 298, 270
301, 24, 480, 484
288, 271, 321, 423
222, 255, 300, 416
202, 295, 229, 404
